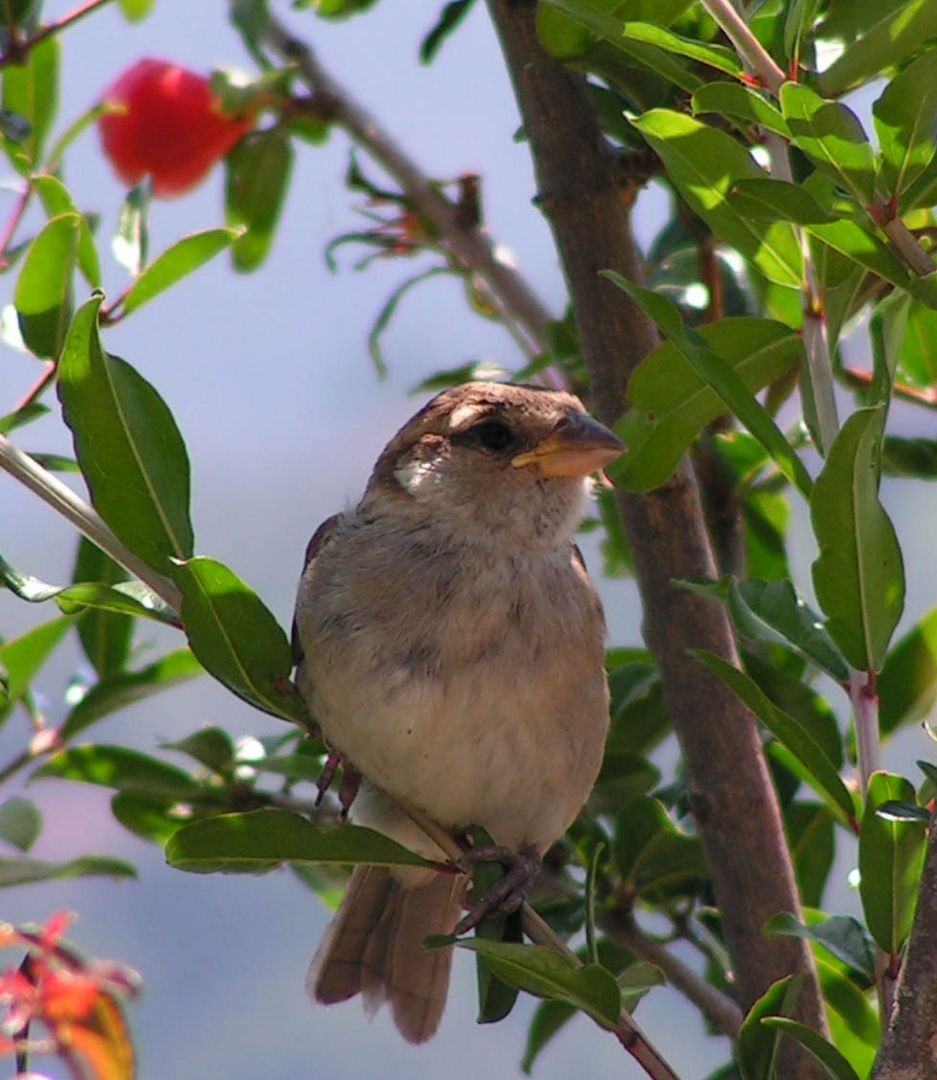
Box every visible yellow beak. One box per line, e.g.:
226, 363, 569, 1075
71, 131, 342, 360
511, 412, 623, 478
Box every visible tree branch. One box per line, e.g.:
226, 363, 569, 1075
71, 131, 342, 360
484, 4, 827, 1071
0, 434, 181, 612
699, 0, 786, 94
258, 6, 556, 370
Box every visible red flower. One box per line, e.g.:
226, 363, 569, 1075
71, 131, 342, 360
98, 58, 252, 198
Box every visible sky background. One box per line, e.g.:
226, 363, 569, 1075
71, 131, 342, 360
1, 3, 935, 1079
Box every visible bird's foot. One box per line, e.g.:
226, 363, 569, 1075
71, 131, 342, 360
315, 751, 361, 820
453, 844, 542, 935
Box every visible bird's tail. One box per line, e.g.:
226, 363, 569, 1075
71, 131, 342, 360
308, 866, 464, 1044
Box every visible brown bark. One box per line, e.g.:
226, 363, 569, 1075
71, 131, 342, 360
873, 821, 937, 1079
485, 0, 826, 1060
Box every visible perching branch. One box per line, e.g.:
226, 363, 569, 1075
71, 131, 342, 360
699, 0, 786, 94
0, 434, 182, 612
484, 5, 828, 1074
0, 0, 116, 69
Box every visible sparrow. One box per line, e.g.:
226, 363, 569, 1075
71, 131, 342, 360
292, 381, 622, 1043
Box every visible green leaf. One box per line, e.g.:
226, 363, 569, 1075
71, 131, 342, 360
420, 0, 476, 64
113, 182, 150, 276
737, 974, 802, 1080
817, 0, 937, 97
859, 771, 928, 953
694, 650, 856, 826
118, 0, 155, 19
2, 37, 59, 173
522, 999, 576, 1074
760, 1019, 861, 1080
166, 809, 433, 873
728, 179, 835, 226
810, 408, 905, 672
32, 175, 101, 288
438, 938, 621, 1028
0, 552, 175, 626
57, 295, 194, 573
879, 606, 937, 736
629, 109, 803, 287
62, 649, 203, 739
727, 578, 850, 683
73, 538, 133, 679
816, 957, 879, 1077
617, 21, 743, 77
0, 854, 135, 887
614, 796, 706, 898
873, 48, 937, 202
0, 615, 74, 713
14, 212, 78, 358
0, 797, 41, 852
607, 278, 811, 496
691, 82, 789, 138
785, 803, 834, 908
225, 128, 293, 271
764, 913, 875, 981
780, 84, 876, 206
614, 316, 802, 492
894, 301, 937, 388
882, 438, 937, 479
122, 228, 241, 315
33, 744, 206, 801
876, 800, 931, 822
805, 220, 912, 293
171, 556, 308, 724
161, 727, 234, 775
111, 792, 187, 845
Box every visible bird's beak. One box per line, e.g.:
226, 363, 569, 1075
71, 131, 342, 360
511, 412, 624, 478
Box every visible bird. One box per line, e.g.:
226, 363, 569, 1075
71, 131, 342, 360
292, 380, 622, 1044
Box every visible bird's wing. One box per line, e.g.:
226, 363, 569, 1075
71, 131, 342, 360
291, 513, 342, 669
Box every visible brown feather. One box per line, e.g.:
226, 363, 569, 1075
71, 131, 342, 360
309, 867, 463, 1044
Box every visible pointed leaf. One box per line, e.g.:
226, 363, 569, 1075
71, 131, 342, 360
763, 913, 875, 981
873, 48, 937, 202
817, 0, 937, 97
629, 109, 803, 286
32, 175, 101, 288
617, 22, 742, 77
810, 408, 905, 672
0, 615, 75, 714
161, 727, 235, 774
166, 809, 433, 873
0, 854, 135, 887
122, 228, 241, 315
691, 82, 789, 137
439, 939, 621, 1028
62, 649, 203, 739
0, 797, 41, 852
859, 771, 927, 953
805, 220, 913, 294
33, 745, 206, 801
879, 606, 937, 736
728, 179, 835, 225
607, 277, 811, 496
2, 37, 59, 174
14, 212, 78, 358
57, 295, 194, 573
73, 538, 133, 678
780, 84, 876, 206
522, 999, 576, 1074
728, 578, 849, 683
815, 957, 879, 1077
761, 1019, 861, 1080
785, 803, 834, 908
171, 556, 308, 724
694, 650, 856, 825
225, 128, 293, 271
737, 974, 802, 1080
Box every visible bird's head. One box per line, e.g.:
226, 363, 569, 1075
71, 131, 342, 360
363, 382, 623, 550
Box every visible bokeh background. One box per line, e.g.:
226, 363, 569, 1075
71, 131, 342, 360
1, 3, 934, 1078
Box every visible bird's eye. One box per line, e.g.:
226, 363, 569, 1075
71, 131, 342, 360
474, 420, 514, 451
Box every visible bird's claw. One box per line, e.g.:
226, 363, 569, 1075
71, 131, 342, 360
453, 844, 542, 935
316, 751, 361, 820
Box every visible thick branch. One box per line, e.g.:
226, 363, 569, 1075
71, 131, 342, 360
872, 818, 937, 1079
485, 1, 826, 1066
259, 8, 554, 362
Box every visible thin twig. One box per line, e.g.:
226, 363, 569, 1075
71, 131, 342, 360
14, 361, 56, 412
0, 0, 115, 69
601, 912, 743, 1040
258, 7, 559, 377
0, 434, 181, 611
839, 364, 937, 407
848, 670, 880, 800
699, 0, 786, 95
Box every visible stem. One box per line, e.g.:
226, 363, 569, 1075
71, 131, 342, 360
601, 911, 743, 1039
698, 0, 786, 95
14, 361, 56, 412
0, 0, 115, 68
848, 669, 880, 799
257, 6, 557, 374
0, 434, 181, 611
0, 182, 32, 271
